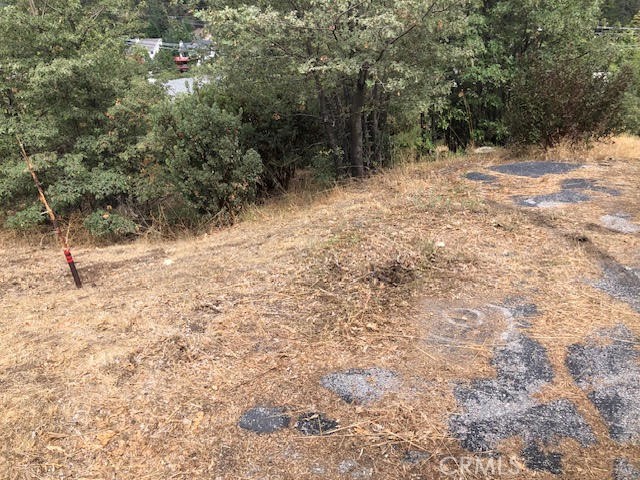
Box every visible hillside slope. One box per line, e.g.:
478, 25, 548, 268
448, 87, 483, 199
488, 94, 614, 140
1, 138, 639, 479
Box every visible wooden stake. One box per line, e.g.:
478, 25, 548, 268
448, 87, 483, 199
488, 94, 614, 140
17, 136, 83, 288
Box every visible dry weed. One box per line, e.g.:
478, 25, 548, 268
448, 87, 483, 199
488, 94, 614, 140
0, 136, 639, 479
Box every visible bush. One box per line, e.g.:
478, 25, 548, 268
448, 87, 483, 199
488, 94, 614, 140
4, 204, 44, 231
83, 210, 137, 239
506, 51, 632, 147
310, 150, 338, 187
150, 88, 263, 223
215, 82, 322, 191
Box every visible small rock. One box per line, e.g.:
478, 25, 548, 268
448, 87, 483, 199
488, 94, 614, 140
238, 406, 290, 434
309, 465, 326, 476
403, 450, 431, 464
338, 460, 359, 474
295, 412, 339, 436
473, 146, 497, 154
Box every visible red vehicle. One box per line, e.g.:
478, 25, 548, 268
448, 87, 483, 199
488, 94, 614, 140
173, 56, 190, 73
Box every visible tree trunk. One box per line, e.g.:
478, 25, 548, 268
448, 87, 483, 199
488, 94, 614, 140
349, 67, 368, 177
312, 74, 343, 176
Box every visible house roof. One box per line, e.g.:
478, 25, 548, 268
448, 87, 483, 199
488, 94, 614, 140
162, 77, 210, 97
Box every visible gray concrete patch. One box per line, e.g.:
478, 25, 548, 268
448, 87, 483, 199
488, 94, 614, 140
424, 301, 515, 352
491, 333, 553, 388
614, 459, 640, 480
566, 325, 640, 443
295, 412, 339, 436
515, 190, 591, 208
490, 161, 582, 178
594, 262, 640, 313
464, 172, 498, 183
561, 178, 621, 196
238, 406, 290, 433
504, 299, 538, 319
321, 368, 400, 405
449, 332, 595, 457
601, 215, 640, 234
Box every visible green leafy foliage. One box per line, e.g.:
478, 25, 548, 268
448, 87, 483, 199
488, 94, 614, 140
439, 0, 634, 149
83, 209, 138, 239
1, 0, 640, 242
203, 0, 474, 177
150, 88, 262, 222
601, 0, 640, 25
4, 204, 44, 231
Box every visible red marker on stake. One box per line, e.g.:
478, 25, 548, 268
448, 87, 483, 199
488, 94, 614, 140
17, 136, 83, 288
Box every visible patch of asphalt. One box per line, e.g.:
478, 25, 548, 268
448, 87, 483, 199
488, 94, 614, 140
295, 412, 339, 436
614, 459, 640, 480
238, 406, 291, 434
522, 441, 563, 474
561, 178, 621, 196
490, 161, 583, 178
601, 214, 640, 234
464, 171, 498, 183
449, 331, 595, 463
514, 190, 591, 208
594, 261, 640, 313
503, 297, 539, 328
503, 299, 538, 319
566, 325, 640, 443
321, 368, 400, 405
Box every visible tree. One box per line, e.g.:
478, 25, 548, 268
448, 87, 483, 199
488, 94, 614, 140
441, 0, 631, 148
202, 0, 475, 177
601, 0, 640, 25
0, 0, 163, 235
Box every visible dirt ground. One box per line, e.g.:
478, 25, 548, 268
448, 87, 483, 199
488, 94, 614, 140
1, 137, 639, 479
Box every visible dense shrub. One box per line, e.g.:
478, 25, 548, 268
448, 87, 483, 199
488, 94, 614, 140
506, 52, 632, 147
4, 204, 44, 231
83, 210, 138, 239
150, 89, 263, 223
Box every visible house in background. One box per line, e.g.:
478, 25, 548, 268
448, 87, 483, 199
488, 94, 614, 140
126, 38, 163, 59
161, 77, 211, 97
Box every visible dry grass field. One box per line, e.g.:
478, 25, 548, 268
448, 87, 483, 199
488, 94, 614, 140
1, 136, 639, 479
